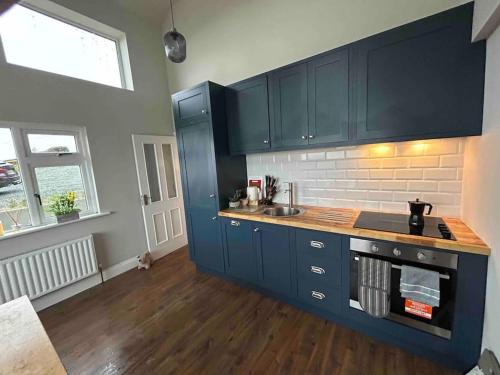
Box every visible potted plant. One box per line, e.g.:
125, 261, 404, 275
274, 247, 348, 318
228, 189, 243, 208
48, 192, 80, 223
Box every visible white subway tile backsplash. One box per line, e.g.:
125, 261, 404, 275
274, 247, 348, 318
246, 138, 465, 216
410, 156, 440, 168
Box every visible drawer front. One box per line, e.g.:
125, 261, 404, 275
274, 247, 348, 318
295, 229, 342, 260
297, 279, 340, 314
297, 251, 341, 287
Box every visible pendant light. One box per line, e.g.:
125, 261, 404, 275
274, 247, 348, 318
164, 0, 186, 63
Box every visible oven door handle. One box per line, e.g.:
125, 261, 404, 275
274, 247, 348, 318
353, 256, 450, 280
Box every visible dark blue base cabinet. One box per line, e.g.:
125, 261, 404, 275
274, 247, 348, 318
197, 218, 488, 373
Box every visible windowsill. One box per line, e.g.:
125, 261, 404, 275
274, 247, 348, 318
0, 211, 112, 241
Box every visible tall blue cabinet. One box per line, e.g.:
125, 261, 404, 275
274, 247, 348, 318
173, 81, 247, 272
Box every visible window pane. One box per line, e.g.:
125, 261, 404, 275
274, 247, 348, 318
0, 5, 123, 88
144, 144, 161, 202
0, 128, 32, 230
162, 144, 178, 199
34, 166, 89, 219
28, 133, 77, 154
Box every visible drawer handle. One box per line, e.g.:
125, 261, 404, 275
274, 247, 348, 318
310, 266, 325, 275
310, 240, 325, 249
230, 220, 240, 227
254, 228, 261, 232
311, 291, 325, 300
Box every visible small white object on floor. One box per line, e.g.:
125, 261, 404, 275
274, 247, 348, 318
137, 252, 153, 270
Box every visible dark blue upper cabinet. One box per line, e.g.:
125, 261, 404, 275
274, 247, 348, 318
226, 76, 271, 154
351, 3, 485, 142
268, 63, 309, 149
172, 85, 210, 127
173, 82, 247, 272
307, 49, 350, 145
253, 223, 294, 296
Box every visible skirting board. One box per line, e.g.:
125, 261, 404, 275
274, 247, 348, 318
31, 242, 187, 312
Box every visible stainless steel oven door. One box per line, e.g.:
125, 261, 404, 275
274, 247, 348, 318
349, 238, 458, 340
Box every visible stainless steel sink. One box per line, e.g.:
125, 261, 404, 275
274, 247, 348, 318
263, 207, 304, 217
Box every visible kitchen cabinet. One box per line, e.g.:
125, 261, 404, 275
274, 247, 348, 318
307, 49, 349, 145
226, 75, 271, 154
253, 223, 293, 296
173, 82, 247, 272
268, 63, 309, 149
351, 3, 485, 142
225, 3, 484, 154
223, 219, 259, 281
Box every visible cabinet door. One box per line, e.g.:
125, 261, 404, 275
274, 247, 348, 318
268, 64, 309, 149
172, 85, 210, 127
177, 123, 224, 271
352, 4, 485, 142
253, 223, 293, 296
226, 76, 271, 154
223, 219, 258, 281
307, 50, 349, 144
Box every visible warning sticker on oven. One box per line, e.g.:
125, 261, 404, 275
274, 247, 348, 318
405, 299, 432, 320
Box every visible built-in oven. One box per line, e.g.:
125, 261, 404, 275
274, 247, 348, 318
349, 238, 458, 339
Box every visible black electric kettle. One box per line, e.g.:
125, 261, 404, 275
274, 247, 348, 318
408, 198, 433, 227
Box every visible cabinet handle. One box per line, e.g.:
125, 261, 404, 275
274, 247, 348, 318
263, 140, 269, 144
311, 291, 325, 300
310, 266, 325, 275
201, 109, 208, 115
301, 135, 307, 140
209, 193, 216, 198
230, 220, 240, 227
310, 240, 325, 249
309, 135, 314, 139
212, 216, 217, 221
254, 228, 260, 232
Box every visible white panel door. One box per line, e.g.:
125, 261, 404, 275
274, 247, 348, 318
132, 135, 187, 257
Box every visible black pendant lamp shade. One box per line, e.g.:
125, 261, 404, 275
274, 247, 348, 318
164, 0, 186, 63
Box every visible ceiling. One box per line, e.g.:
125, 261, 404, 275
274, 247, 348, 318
113, 0, 172, 26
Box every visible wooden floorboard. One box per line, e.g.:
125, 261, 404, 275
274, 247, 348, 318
39, 247, 458, 375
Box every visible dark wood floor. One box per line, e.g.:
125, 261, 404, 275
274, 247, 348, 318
39, 247, 457, 375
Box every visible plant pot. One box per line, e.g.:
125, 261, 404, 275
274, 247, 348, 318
56, 211, 80, 224
229, 201, 240, 208
240, 198, 249, 207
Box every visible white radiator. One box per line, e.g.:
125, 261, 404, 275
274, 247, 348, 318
0, 235, 98, 304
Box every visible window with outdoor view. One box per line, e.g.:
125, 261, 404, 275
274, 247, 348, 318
0, 2, 133, 90
0, 124, 99, 234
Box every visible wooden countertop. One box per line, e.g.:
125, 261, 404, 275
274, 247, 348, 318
219, 205, 491, 256
0, 296, 67, 375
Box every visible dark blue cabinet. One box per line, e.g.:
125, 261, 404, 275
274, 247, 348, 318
268, 63, 309, 149
307, 49, 349, 145
351, 3, 485, 143
173, 82, 247, 272
224, 4, 484, 154
172, 85, 210, 127
222, 219, 259, 281
226, 76, 271, 154
253, 223, 294, 296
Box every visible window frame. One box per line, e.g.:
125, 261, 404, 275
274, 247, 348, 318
1, 121, 100, 228
0, 0, 134, 90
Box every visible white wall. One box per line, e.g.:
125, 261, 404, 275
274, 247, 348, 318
462, 25, 500, 353
163, 0, 463, 92
0, 0, 175, 268
248, 138, 465, 216
472, 0, 500, 40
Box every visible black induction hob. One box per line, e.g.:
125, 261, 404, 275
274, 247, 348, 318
354, 211, 456, 240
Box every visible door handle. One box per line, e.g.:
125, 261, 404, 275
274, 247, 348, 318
209, 193, 216, 198
311, 291, 326, 300
141, 194, 150, 206
254, 227, 260, 232
310, 240, 325, 249
212, 216, 218, 221
230, 220, 240, 227
310, 266, 325, 275
301, 135, 307, 140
